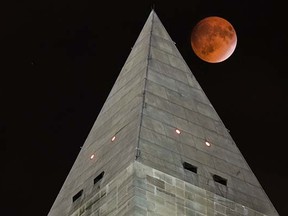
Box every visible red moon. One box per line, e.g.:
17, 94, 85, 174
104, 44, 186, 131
191, 16, 237, 63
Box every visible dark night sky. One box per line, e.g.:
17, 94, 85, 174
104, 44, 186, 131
2, 0, 288, 215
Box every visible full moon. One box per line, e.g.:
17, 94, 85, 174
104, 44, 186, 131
191, 16, 237, 63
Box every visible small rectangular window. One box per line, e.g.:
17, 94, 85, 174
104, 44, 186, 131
72, 189, 83, 202
94, 171, 104, 185
183, 162, 197, 173
213, 174, 227, 186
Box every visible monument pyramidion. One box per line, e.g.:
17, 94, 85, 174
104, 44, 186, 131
48, 10, 279, 216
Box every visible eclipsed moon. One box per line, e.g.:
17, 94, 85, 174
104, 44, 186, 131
191, 16, 237, 63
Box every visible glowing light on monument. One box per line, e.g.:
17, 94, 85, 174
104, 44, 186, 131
205, 141, 211, 147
